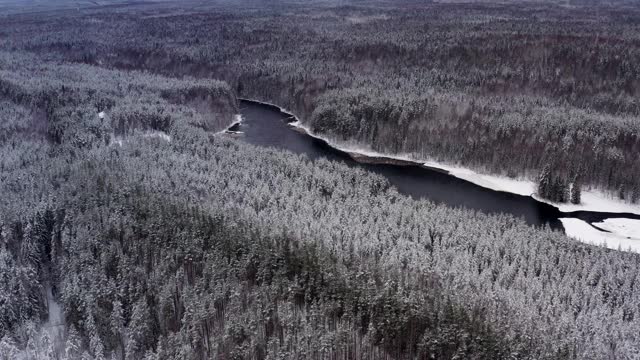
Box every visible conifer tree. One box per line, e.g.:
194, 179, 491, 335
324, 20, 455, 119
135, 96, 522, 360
571, 178, 582, 205
537, 164, 552, 200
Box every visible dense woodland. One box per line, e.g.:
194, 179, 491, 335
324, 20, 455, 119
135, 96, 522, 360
2, 1, 640, 359
2, 0, 640, 202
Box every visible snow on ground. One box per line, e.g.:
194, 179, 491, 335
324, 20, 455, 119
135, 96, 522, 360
422, 160, 640, 215
226, 101, 640, 252
46, 287, 63, 326
290, 120, 421, 162
425, 162, 640, 215
9, 286, 65, 359
288, 119, 640, 216
142, 131, 171, 142
109, 130, 171, 147
593, 219, 640, 239
239, 98, 296, 118
216, 114, 243, 135
423, 160, 535, 196
242, 98, 640, 218
560, 218, 640, 252
533, 191, 640, 214
44, 285, 65, 354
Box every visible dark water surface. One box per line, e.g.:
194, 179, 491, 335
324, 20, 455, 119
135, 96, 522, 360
235, 100, 640, 232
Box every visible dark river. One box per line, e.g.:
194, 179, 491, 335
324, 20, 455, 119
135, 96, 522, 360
235, 100, 640, 232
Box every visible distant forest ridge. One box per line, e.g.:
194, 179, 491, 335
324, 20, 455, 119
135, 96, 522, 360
0, 0, 639, 12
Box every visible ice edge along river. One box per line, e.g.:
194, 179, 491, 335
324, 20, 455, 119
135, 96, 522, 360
233, 99, 640, 252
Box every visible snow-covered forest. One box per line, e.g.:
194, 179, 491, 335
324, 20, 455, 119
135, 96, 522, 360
1, 1, 640, 359
5, 0, 640, 202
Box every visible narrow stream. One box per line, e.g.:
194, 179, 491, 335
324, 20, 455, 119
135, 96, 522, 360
233, 100, 640, 233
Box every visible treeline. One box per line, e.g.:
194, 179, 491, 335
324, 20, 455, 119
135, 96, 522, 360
537, 165, 583, 204
7, 0, 640, 199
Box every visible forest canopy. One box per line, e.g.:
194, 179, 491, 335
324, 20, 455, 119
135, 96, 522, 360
1, 1, 640, 359
4, 0, 639, 201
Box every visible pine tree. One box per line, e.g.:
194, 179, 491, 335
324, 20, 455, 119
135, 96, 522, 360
618, 185, 626, 200
126, 298, 151, 359
0, 336, 20, 360
570, 180, 581, 205
87, 313, 105, 360
537, 164, 552, 200
558, 178, 569, 203
40, 329, 56, 360
110, 300, 125, 358
65, 325, 83, 360
631, 184, 639, 204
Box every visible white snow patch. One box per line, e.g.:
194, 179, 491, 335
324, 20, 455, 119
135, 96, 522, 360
108, 130, 171, 147
217, 114, 243, 135
423, 160, 535, 196
142, 131, 171, 142
41, 285, 65, 355
560, 218, 640, 252
98, 111, 105, 119
593, 218, 640, 239
534, 191, 640, 215
45, 287, 63, 327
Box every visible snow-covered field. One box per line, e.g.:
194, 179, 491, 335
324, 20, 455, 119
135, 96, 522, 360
593, 219, 640, 239
560, 218, 640, 252
533, 191, 640, 214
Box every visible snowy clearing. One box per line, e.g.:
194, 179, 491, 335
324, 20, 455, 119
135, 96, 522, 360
560, 218, 640, 252
533, 191, 640, 214
593, 218, 640, 239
